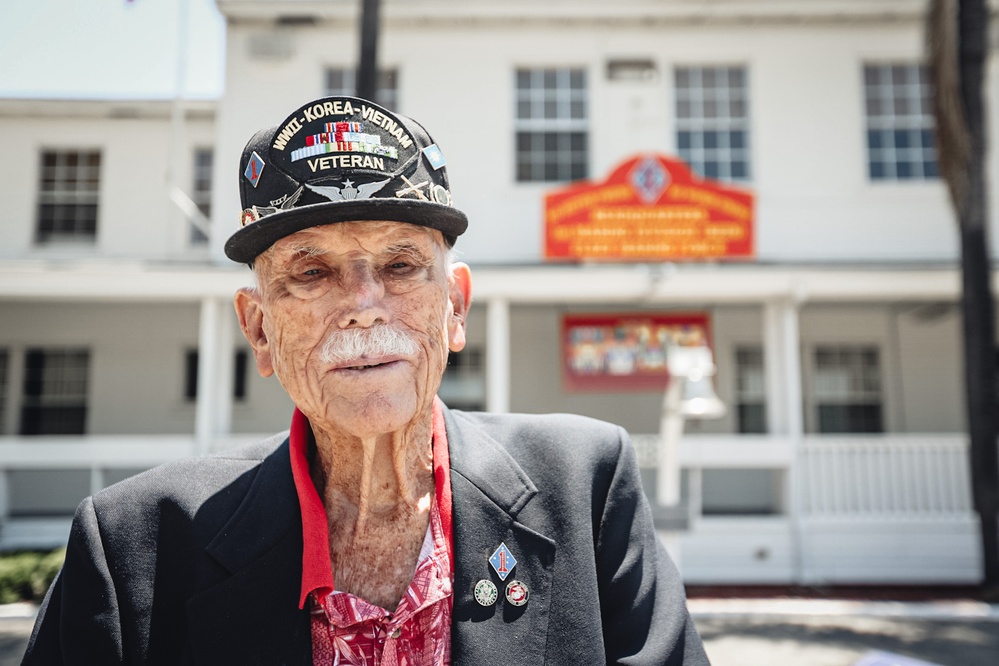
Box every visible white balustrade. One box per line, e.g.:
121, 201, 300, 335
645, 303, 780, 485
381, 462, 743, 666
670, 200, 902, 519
631, 433, 974, 521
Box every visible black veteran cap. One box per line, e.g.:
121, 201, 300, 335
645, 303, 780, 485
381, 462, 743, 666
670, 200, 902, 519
225, 96, 468, 264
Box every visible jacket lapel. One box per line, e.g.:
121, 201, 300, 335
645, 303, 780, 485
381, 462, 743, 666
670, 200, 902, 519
185, 438, 312, 665
445, 409, 556, 665
182, 412, 558, 664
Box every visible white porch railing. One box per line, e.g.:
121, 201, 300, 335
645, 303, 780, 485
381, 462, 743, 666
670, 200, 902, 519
800, 436, 972, 520
0, 432, 981, 584
633, 432, 980, 584
631, 432, 974, 520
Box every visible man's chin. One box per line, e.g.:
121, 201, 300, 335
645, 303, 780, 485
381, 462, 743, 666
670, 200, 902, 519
314, 391, 430, 439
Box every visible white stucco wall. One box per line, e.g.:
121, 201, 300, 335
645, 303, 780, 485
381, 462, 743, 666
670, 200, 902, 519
212, 4, 974, 266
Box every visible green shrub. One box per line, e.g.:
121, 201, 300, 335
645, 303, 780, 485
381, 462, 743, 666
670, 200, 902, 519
0, 549, 65, 604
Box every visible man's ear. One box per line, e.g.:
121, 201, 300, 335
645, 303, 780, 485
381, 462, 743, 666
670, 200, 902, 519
233, 287, 274, 377
447, 262, 472, 353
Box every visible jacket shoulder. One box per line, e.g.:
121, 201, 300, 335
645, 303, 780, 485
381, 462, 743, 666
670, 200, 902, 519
447, 409, 631, 485
87, 432, 290, 542
450, 410, 626, 451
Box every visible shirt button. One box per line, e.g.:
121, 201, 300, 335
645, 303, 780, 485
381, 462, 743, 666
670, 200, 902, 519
390, 628, 401, 639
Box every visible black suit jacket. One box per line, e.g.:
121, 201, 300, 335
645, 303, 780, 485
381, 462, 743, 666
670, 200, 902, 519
23, 408, 709, 665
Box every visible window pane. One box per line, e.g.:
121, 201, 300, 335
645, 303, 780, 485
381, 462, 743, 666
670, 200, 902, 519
674, 65, 751, 182
19, 348, 90, 435
813, 346, 883, 433
738, 404, 767, 434
36, 150, 101, 243
863, 63, 937, 182
185, 349, 251, 402
0, 350, 8, 433
324, 67, 398, 108
514, 68, 588, 182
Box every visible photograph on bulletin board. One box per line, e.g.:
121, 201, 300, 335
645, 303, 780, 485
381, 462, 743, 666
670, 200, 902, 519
562, 312, 711, 392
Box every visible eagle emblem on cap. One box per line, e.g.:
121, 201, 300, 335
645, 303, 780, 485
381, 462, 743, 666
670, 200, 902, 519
240, 186, 305, 227
306, 178, 391, 203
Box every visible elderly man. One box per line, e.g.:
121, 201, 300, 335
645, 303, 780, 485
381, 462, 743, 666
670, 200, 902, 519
23, 97, 709, 665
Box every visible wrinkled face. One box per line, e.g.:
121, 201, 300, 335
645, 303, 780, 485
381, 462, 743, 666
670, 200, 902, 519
234, 221, 470, 439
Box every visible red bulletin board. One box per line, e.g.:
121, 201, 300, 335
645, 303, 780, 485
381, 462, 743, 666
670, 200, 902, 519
562, 312, 712, 392
545, 154, 754, 261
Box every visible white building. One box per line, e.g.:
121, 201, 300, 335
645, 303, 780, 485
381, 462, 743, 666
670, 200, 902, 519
0, 0, 995, 584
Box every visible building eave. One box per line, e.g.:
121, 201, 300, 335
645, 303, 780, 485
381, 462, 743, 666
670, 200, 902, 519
0, 98, 217, 121
0, 260, 973, 305
217, 0, 943, 27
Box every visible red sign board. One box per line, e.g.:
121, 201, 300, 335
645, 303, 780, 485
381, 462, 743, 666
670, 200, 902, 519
562, 312, 711, 392
545, 155, 754, 261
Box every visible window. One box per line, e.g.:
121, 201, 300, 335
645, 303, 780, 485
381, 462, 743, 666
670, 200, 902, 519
190, 148, 213, 243
735, 346, 767, 434
325, 67, 399, 110
36, 150, 101, 243
19, 348, 90, 435
675, 66, 751, 182
184, 349, 249, 402
438, 348, 485, 411
0, 349, 8, 433
864, 63, 938, 180
515, 68, 588, 182
813, 346, 883, 433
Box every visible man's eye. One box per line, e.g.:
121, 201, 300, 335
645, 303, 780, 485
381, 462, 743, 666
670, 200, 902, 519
302, 268, 323, 276
389, 262, 410, 270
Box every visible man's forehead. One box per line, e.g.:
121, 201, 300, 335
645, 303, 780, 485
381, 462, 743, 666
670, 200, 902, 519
272, 221, 444, 257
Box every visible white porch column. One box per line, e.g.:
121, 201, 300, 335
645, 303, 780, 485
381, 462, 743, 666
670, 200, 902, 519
780, 301, 804, 440
763, 298, 804, 438
486, 298, 511, 413
195, 297, 235, 453
764, 298, 806, 582
763, 302, 788, 435
214, 300, 236, 439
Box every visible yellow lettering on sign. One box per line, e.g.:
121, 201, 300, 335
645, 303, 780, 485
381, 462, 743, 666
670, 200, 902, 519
590, 206, 706, 222
666, 185, 750, 221
547, 185, 633, 223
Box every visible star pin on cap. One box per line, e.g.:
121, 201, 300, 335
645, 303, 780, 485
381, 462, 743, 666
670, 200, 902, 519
225, 96, 468, 264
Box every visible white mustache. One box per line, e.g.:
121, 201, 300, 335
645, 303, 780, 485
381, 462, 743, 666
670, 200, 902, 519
319, 326, 419, 365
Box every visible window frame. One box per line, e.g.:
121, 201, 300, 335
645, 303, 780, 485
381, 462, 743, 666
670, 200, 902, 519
673, 64, 752, 183
863, 62, 938, 181
734, 345, 767, 434
809, 344, 885, 434
324, 67, 399, 110
184, 349, 250, 403
514, 67, 589, 183
438, 347, 486, 411
19, 347, 91, 436
0, 349, 8, 434
35, 149, 102, 244
190, 147, 213, 244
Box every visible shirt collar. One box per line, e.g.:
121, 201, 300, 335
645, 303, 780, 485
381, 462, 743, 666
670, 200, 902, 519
289, 397, 453, 609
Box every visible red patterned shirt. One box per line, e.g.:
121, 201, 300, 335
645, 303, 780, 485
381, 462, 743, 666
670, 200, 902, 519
289, 398, 454, 666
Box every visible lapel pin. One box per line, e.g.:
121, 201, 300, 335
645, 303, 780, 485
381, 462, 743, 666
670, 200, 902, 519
474, 579, 498, 607
505, 580, 530, 607
489, 542, 517, 582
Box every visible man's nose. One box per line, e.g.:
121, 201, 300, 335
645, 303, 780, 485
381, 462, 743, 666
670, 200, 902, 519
336, 265, 388, 328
